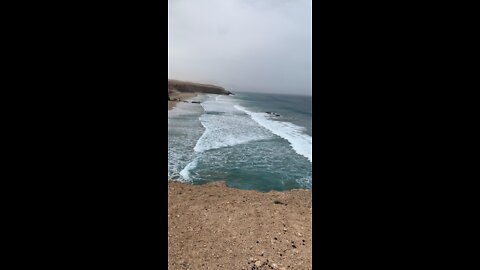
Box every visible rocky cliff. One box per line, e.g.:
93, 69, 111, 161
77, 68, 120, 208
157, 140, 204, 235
168, 79, 232, 97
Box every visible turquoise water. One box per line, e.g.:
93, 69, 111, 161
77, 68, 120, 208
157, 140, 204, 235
168, 92, 312, 192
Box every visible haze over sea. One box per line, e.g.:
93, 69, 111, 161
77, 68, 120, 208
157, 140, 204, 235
168, 92, 312, 192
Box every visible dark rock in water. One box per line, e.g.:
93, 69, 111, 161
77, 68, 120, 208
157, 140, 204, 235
266, 112, 280, 117
191, 101, 201, 104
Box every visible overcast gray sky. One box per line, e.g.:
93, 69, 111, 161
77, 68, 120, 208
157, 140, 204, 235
168, 0, 312, 95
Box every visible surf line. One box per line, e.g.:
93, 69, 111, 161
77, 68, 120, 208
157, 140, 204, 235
179, 100, 208, 182
179, 157, 199, 182
234, 105, 312, 163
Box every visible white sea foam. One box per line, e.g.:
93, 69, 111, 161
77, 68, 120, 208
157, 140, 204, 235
179, 158, 198, 182
295, 176, 312, 188
234, 105, 312, 162
168, 95, 205, 118
192, 95, 272, 152
168, 102, 198, 118
168, 95, 207, 182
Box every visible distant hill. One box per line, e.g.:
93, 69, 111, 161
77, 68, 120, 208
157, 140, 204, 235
168, 79, 232, 98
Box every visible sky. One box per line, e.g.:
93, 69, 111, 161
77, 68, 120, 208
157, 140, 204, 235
168, 0, 312, 96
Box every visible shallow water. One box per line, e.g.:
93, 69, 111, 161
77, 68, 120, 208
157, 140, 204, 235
168, 92, 312, 192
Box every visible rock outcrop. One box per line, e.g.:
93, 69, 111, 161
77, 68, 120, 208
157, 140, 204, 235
168, 79, 232, 97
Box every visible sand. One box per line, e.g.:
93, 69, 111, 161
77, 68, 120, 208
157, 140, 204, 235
168, 181, 312, 270
168, 92, 312, 269
168, 91, 198, 110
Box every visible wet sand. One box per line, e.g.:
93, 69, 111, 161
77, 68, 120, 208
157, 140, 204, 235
168, 91, 198, 110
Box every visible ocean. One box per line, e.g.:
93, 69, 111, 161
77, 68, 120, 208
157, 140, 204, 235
168, 92, 312, 192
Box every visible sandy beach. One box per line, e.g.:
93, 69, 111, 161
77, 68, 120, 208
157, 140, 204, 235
168, 90, 198, 110
168, 92, 312, 269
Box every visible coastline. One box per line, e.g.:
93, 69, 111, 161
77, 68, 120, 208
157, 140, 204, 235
168, 91, 312, 269
168, 91, 198, 110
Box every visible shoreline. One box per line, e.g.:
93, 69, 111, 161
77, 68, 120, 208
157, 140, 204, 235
168, 90, 312, 269
168, 91, 198, 110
